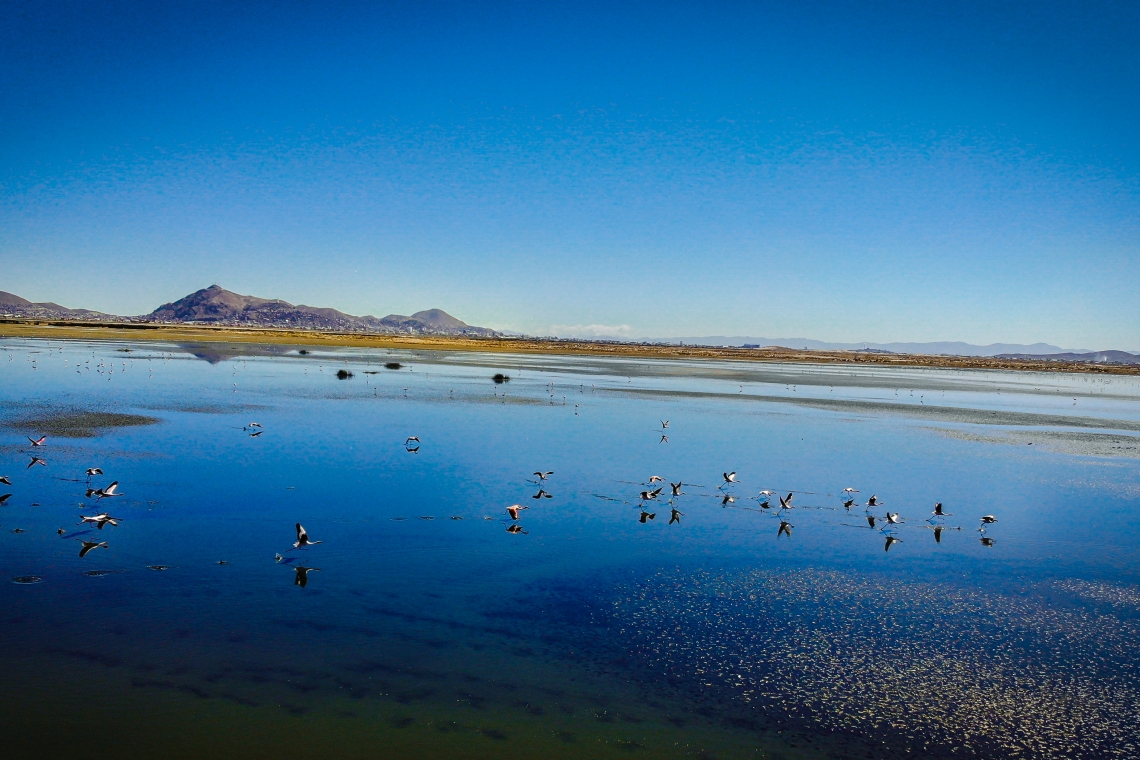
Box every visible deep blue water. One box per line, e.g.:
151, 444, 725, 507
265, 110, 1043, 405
2, 338, 1139, 759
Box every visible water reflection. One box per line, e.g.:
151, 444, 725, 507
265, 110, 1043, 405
0, 338, 1139, 758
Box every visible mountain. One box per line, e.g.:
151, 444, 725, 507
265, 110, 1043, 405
662, 336, 1094, 357
0, 291, 115, 320
995, 350, 1140, 365
146, 285, 498, 337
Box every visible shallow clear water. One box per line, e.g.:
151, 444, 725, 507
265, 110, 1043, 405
2, 338, 1139, 759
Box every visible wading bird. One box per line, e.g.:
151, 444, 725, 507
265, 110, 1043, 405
640, 487, 662, 501
94, 482, 122, 498
292, 523, 323, 550
648, 476, 664, 483
78, 540, 109, 558
28, 436, 46, 447
506, 504, 528, 520
78, 513, 121, 529
722, 472, 738, 486
843, 487, 859, 494
670, 482, 684, 496
534, 471, 553, 480
867, 495, 881, 507
85, 468, 103, 478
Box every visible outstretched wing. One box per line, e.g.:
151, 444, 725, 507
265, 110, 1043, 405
296, 523, 307, 542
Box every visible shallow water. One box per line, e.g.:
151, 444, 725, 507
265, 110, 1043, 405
2, 339, 1139, 759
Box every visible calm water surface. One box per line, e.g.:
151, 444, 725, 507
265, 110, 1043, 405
2, 338, 1139, 759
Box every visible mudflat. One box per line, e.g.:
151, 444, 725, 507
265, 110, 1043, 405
1, 318, 1137, 375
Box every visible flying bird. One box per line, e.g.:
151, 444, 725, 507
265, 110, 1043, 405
640, 488, 662, 501
722, 472, 738, 485
0, 476, 10, 485
661, 420, 669, 429
843, 487, 859, 494
506, 504, 528, 520
405, 436, 420, 445
533, 471, 554, 480
94, 482, 122, 498
85, 468, 103, 477
884, 512, 903, 526
28, 436, 46, 447
866, 495, 881, 507
670, 482, 684, 496
78, 513, 121, 529
78, 540, 109, 558
648, 476, 665, 483
842, 499, 855, 509
292, 523, 323, 550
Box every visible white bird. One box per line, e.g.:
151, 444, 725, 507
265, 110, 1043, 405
85, 468, 103, 477
843, 487, 859, 494
885, 512, 903, 526
640, 488, 662, 501
648, 476, 664, 483
670, 482, 684, 496
866, 495, 881, 507
292, 523, 323, 549
722, 472, 738, 485
758, 490, 775, 496
0, 476, 10, 486
980, 515, 998, 525
533, 471, 553, 480
661, 420, 669, 429
405, 436, 420, 445
78, 513, 121, 529
94, 481, 122, 498
931, 502, 952, 518
248, 422, 262, 428
506, 504, 528, 520
778, 492, 794, 509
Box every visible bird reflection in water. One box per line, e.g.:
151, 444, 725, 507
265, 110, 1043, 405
293, 566, 320, 587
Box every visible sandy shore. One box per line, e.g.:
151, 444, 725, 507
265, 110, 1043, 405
2, 318, 1137, 375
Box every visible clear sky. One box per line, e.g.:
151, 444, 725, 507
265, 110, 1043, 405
2, 1, 1138, 348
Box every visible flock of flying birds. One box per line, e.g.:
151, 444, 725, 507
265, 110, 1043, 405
4, 411, 1001, 586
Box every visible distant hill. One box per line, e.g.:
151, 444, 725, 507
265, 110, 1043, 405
664, 336, 1094, 357
0, 286, 497, 337
145, 285, 498, 337
0, 290, 115, 320
995, 350, 1140, 365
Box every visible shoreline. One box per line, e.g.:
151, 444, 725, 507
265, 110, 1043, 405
1, 318, 1138, 375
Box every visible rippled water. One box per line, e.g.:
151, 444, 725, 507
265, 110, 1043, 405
2, 338, 1139, 759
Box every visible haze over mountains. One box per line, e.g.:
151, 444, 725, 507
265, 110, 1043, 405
2, 286, 1137, 363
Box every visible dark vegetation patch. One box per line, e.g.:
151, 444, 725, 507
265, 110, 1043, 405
4, 408, 159, 437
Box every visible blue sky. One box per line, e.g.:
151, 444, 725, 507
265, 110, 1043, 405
2, 0, 1138, 348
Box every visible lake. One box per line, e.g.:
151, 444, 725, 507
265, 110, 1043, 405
2, 337, 1139, 759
